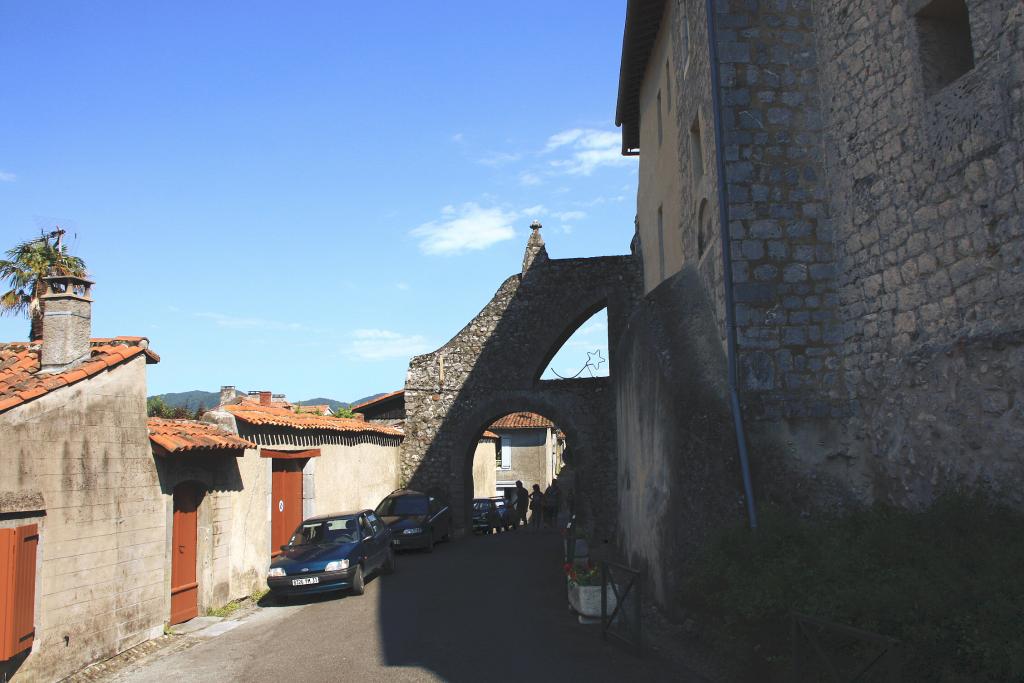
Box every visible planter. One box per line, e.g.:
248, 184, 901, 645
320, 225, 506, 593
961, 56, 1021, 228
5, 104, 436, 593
567, 582, 616, 618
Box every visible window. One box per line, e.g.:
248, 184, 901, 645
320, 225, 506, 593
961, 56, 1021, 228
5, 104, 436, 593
500, 437, 511, 470
915, 0, 974, 96
698, 199, 710, 258
657, 205, 666, 281
1, 524, 38, 660
690, 116, 704, 180
656, 89, 663, 147
366, 513, 384, 535
665, 60, 672, 112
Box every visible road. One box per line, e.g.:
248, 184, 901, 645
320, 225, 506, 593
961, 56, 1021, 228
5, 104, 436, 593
112, 527, 693, 682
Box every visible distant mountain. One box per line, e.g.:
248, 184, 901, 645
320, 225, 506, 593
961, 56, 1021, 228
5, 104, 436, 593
150, 390, 220, 411
149, 391, 377, 414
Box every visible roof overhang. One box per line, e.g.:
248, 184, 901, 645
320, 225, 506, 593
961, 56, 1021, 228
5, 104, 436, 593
615, 0, 668, 155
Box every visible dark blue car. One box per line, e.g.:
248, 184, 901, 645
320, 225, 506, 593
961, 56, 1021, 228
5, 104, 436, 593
267, 509, 395, 599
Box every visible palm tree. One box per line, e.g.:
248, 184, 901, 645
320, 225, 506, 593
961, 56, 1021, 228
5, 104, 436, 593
0, 229, 87, 341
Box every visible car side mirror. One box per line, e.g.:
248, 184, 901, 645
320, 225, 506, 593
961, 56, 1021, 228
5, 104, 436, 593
279, 545, 290, 552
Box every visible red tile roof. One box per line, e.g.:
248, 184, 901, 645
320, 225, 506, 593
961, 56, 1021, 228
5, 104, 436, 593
225, 404, 403, 437
0, 337, 159, 414
148, 418, 255, 455
350, 390, 404, 412
489, 412, 555, 430
481, 430, 500, 440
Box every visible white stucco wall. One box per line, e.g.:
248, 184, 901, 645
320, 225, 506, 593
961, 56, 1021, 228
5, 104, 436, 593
472, 439, 497, 498
311, 440, 402, 515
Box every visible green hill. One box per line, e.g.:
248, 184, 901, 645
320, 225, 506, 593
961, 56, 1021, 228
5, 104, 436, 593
148, 391, 374, 414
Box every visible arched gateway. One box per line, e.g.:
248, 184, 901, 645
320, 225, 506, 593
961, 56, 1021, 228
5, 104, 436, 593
401, 225, 641, 537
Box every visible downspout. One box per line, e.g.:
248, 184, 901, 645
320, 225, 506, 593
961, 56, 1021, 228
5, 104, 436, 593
705, 0, 758, 530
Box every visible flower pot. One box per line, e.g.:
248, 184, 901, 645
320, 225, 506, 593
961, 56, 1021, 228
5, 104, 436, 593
568, 582, 616, 618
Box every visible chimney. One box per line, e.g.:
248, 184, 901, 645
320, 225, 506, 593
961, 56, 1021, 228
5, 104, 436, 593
259, 391, 272, 406
522, 221, 548, 274
39, 275, 94, 374
220, 385, 236, 406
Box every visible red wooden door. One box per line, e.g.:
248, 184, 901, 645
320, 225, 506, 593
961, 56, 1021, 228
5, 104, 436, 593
170, 483, 202, 625
272, 460, 304, 556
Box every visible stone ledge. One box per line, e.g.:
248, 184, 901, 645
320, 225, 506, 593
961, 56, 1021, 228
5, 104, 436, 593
0, 490, 45, 515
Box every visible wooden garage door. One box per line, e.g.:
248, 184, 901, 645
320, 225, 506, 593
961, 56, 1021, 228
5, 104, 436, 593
170, 483, 203, 626
271, 460, 304, 556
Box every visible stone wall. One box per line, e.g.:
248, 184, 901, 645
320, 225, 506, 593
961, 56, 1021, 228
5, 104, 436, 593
814, 0, 1024, 503
402, 230, 640, 538
0, 358, 165, 683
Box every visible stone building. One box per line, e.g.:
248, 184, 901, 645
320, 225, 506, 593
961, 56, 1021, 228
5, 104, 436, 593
614, 0, 1023, 610
0, 276, 164, 682
490, 412, 562, 496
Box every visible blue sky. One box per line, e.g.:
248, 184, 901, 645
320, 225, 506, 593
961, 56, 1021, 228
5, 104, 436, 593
0, 2, 637, 402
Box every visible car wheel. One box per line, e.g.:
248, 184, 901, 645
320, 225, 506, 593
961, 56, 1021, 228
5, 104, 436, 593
382, 548, 396, 575
425, 530, 435, 553
350, 565, 365, 596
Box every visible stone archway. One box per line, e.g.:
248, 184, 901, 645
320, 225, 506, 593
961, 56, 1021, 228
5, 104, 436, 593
401, 225, 640, 537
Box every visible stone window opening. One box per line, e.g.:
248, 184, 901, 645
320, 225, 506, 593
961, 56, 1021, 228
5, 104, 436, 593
690, 116, 704, 182
915, 0, 974, 96
656, 89, 664, 147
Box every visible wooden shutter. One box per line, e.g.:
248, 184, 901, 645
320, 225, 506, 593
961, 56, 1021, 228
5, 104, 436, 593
0, 524, 38, 661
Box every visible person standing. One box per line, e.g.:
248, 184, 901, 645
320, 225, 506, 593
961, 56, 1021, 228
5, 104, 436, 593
544, 480, 562, 528
514, 480, 529, 527
528, 484, 544, 531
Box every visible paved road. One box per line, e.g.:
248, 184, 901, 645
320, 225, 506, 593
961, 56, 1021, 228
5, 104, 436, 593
115, 529, 691, 682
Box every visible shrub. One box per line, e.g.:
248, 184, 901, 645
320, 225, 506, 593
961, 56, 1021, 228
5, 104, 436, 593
684, 490, 1024, 681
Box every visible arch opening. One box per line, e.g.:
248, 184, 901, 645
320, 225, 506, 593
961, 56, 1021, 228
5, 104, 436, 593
539, 306, 609, 381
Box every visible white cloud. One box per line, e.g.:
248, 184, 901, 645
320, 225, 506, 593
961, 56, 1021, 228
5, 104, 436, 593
553, 210, 586, 222
477, 151, 522, 166
411, 202, 519, 256
346, 329, 431, 360
395, 282, 410, 291
0, 171, 16, 182
521, 204, 547, 216
518, 171, 542, 186
544, 128, 632, 176
452, 133, 464, 143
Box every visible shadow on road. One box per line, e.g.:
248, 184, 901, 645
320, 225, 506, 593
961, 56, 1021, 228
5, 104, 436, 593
376, 528, 683, 682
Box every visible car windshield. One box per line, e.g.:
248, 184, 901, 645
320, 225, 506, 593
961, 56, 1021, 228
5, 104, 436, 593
288, 516, 360, 546
472, 500, 492, 511
377, 496, 428, 516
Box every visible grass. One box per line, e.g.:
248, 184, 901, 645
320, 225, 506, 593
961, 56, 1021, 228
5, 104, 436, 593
205, 600, 241, 618
684, 490, 1024, 681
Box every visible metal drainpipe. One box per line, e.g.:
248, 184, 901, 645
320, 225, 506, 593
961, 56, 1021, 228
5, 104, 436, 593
705, 0, 758, 530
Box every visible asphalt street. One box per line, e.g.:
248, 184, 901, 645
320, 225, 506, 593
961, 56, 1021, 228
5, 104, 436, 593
112, 527, 692, 682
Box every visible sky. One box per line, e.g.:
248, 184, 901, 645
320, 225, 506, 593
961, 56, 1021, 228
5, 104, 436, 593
0, 2, 638, 402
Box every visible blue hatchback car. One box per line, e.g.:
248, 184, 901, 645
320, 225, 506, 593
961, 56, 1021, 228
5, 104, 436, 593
267, 509, 395, 600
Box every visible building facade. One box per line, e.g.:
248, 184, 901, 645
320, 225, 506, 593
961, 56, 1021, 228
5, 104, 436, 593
490, 412, 562, 497
614, 0, 1024, 610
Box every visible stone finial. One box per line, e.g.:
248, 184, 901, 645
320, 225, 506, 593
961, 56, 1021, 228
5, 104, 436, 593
522, 221, 548, 274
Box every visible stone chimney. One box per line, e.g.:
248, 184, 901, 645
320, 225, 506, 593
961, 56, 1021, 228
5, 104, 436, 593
39, 275, 94, 374
220, 385, 237, 406
522, 220, 548, 273
258, 391, 272, 406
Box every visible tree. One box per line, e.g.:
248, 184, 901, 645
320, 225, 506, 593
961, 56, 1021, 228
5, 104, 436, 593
333, 407, 356, 418
0, 229, 87, 340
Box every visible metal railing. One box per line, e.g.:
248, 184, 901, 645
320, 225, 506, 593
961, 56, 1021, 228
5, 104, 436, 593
790, 611, 901, 682
601, 561, 642, 656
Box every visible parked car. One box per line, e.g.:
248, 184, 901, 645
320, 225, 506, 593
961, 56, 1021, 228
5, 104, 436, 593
472, 498, 503, 534
491, 496, 516, 531
376, 489, 451, 552
267, 510, 395, 600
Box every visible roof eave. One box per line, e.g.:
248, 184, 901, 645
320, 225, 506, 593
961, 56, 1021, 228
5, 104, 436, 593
615, 0, 667, 157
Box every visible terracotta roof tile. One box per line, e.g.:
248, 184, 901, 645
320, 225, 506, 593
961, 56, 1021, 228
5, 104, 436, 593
0, 338, 159, 414
481, 430, 500, 440
350, 390, 404, 412
489, 412, 555, 430
148, 418, 255, 455
225, 404, 403, 437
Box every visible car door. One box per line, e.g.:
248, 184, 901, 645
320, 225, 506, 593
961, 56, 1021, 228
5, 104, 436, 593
358, 514, 379, 569
366, 512, 388, 568
428, 496, 449, 537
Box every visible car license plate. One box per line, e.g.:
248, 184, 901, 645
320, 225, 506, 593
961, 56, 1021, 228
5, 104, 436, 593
292, 576, 319, 586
